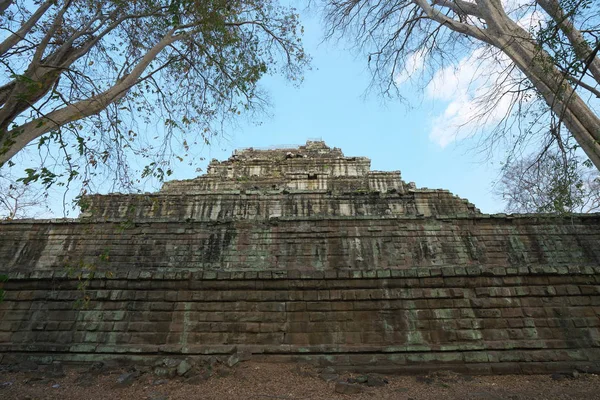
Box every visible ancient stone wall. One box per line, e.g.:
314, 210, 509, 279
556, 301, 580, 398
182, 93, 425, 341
1, 265, 600, 374
1, 140, 599, 373
78, 190, 477, 221
1, 215, 599, 272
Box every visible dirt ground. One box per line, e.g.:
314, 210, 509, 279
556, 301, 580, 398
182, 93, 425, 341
1, 361, 600, 400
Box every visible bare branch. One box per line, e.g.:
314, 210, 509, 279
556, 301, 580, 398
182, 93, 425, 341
0, 0, 53, 57
1, 30, 179, 163
0, 0, 13, 15
537, 0, 600, 85
321, 0, 600, 174
431, 0, 483, 18
30, 0, 72, 68
413, 0, 491, 43
570, 77, 600, 98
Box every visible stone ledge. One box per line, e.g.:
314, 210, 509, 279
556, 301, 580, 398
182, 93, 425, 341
1, 343, 595, 358
4, 213, 600, 225
5, 265, 600, 281
2, 350, 599, 376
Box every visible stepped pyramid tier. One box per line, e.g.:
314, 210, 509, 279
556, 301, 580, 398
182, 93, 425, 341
165, 140, 389, 193
1, 140, 600, 373
1, 140, 599, 273
81, 140, 480, 221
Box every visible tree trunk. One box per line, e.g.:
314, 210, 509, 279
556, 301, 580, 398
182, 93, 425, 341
0, 68, 61, 134
504, 43, 600, 170
481, 13, 600, 171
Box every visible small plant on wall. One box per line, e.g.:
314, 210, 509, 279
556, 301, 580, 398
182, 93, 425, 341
64, 248, 112, 309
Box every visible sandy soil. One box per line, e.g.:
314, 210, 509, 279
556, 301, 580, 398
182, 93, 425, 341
1, 361, 600, 400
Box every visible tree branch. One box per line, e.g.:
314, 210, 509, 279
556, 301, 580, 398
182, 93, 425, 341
568, 76, 600, 98
413, 0, 491, 43
0, 0, 13, 15
30, 0, 72, 68
0, 0, 53, 58
0, 30, 179, 164
537, 0, 600, 85
431, 0, 483, 18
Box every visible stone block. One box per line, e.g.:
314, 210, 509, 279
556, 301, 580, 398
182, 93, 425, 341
1, 141, 600, 374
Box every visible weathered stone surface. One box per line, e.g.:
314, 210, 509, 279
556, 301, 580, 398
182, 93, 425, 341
116, 371, 139, 386
0, 141, 599, 374
226, 354, 240, 368
177, 360, 192, 376
158, 359, 180, 369
366, 375, 388, 387
348, 375, 368, 384
153, 367, 176, 379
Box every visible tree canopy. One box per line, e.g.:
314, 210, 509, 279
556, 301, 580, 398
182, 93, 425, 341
320, 0, 600, 176
0, 0, 308, 191
495, 151, 600, 213
0, 170, 49, 219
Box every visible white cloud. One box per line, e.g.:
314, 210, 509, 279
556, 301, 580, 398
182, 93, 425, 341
425, 47, 518, 147
413, 9, 546, 148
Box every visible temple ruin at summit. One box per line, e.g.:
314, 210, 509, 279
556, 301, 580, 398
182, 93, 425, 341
1, 140, 600, 374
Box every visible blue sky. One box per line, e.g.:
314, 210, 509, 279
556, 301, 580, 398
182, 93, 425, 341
171, 5, 506, 214
6, 1, 600, 218
13, 2, 509, 217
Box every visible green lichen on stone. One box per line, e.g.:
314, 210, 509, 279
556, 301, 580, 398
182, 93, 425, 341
464, 352, 489, 363
433, 309, 453, 319
179, 302, 192, 352
406, 331, 424, 345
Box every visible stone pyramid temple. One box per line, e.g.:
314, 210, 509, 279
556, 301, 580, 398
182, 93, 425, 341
1, 140, 600, 374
